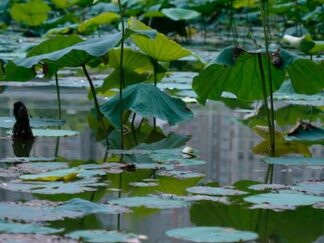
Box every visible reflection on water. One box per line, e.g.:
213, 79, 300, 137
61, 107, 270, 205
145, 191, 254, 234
0, 85, 323, 242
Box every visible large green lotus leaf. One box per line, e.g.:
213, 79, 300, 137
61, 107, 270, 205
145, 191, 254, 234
20, 167, 80, 182
10, 0, 51, 26
4, 61, 36, 81
100, 83, 193, 127
78, 12, 120, 34
0, 220, 62, 234
13, 32, 121, 68
110, 195, 188, 209
279, 49, 324, 94
262, 157, 324, 166
0, 117, 64, 129
66, 230, 146, 243
161, 8, 201, 21
274, 81, 324, 106
51, 0, 80, 8
244, 191, 324, 207
192, 46, 286, 104
186, 186, 247, 196
166, 227, 258, 242
129, 18, 191, 61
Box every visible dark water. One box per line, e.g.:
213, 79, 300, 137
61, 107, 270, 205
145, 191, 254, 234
0, 84, 323, 243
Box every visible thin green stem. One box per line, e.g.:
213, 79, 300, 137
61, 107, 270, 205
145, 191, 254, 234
118, 0, 125, 150
54, 73, 62, 120
153, 60, 158, 130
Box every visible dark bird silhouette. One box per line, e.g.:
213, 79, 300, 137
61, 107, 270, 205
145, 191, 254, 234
12, 101, 34, 140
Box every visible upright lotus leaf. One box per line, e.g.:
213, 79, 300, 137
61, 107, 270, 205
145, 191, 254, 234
10, 0, 51, 26
192, 46, 286, 104
129, 18, 191, 61
161, 8, 201, 21
282, 34, 324, 55
279, 49, 324, 94
100, 83, 193, 128
78, 12, 120, 34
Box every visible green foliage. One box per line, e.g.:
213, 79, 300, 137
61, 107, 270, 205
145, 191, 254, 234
100, 83, 193, 128
10, 0, 51, 26
51, 0, 80, 8
161, 8, 201, 21
78, 12, 120, 34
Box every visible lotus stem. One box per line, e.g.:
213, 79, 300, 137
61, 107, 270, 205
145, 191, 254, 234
131, 112, 138, 145
153, 60, 158, 130
54, 73, 62, 120
118, 0, 125, 150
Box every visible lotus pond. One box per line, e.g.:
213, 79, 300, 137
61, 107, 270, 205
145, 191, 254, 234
0, 1, 324, 243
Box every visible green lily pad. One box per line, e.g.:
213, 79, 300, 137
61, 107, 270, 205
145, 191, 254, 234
186, 186, 247, 196
129, 182, 159, 187
244, 191, 324, 207
0, 234, 77, 243
110, 195, 188, 209
129, 18, 191, 61
0, 117, 65, 129
66, 230, 147, 243
262, 157, 324, 166
0, 220, 62, 234
20, 167, 80, 182
31, 129, 79, 137
293, 181, 324, 196
161, 8, 201, 21
100, 83, 193, 128
249, 184, 291, 191
0, 157, 55, 163
157, 170, 205, 179
165, 227, 258, 242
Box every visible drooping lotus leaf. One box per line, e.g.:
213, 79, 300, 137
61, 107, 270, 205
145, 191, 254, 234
20, 167, 80, 182
78, 12, 120, 34
110, 195, 188, 209
0, 234, 77, 243
4, 61, 36, 81
274, 81, 324, 106
161, 8, 201, 21
129, 18, 191, 61
192, 46, 286, 104
293, 181, 324, 196
0, 117, 64, 129
166, 227, 258, 242
100, 83, 193, 128
262, 157, 324, 166
244, 191, 324, 207
0, 220, 62, 234
10, 0, 51, 26
66, 230, 147, 243
279, 49, 324, 94
285, 121, 324, 145
0, 198, 128, 222
186, 186, 247, 196
282, 34, 324, 55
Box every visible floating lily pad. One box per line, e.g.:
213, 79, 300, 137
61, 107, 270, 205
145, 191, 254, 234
66, 230, 147, 243
0, 198, 128, 222
186, 186, 247, 196
165, 227, 258, 242
262, 157, 324, 166
157, 170, 204, 179
249, 184, 291, 191
0, 157, 55, 163
0, 117, 65, 129
293, 181, 324, 196
32, 129, 79, 137
110, 196, 187, 209
244, 191, 324, 207
0, 234, 77, 243
0, 220, 62, 234
20, 167, 80, 182
129, 182, 159, 187
249, 203, 296, 212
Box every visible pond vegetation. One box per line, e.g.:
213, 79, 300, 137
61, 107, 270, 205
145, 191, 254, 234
0, 0, 323, 242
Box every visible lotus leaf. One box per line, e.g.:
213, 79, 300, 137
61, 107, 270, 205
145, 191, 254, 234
10, 0, 51, 26
293, 181, 324, 196
262, 157, 324, 166
282, 34, 324, 55
0, 234, 77, 243
30, 129, 79, 137
20, 167, 80, 182
186, 186, 247, 196
0, 157, 55, 163
0, 220, 62, 234
129, 18, 191, 61
100, 83, 193, 128
0, 117, 64, 129
110, 195, 188, 209
285, 122, 324, 144
51, 0, 80, 8
161, 8, 201, 21
244, 191, 324, 206
78, 12, 120, 33
192, 46, 286, 103
166, 226, 258, 242
66, 230, 147, 243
